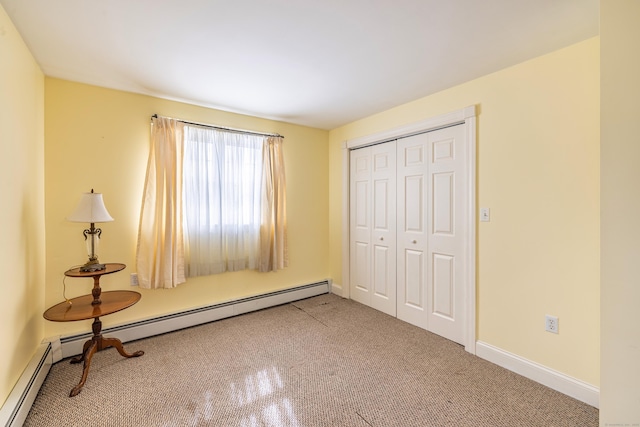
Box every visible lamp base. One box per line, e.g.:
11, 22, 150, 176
80, 263, 106, 273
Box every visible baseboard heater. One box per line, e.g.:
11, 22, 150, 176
1, 280, 330, 426
55, 279, 330, 361
0, 343, 52, 427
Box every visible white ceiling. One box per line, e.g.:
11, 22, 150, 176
1, 0, 598, 130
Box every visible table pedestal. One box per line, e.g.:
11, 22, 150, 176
68, 316, 144, 397
44, 283, 144, 397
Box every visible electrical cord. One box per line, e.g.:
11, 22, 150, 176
62, 265, 83, 305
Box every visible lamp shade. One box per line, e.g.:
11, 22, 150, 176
67, 191, 114, 223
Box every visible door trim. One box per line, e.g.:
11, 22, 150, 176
341, 105, 477, 354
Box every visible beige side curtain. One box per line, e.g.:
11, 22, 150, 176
136, 117, 186, 289
258, 136, 288, 272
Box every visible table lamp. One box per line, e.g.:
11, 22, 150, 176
67, 189, 114, 272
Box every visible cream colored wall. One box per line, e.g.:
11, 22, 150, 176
0, 2, 606, 411
329, 38, 600, 386
44, 78, 330, 338
0, 5, 45, 406
600, 1, 640, 423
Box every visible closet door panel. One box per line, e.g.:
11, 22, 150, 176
350, 147, 372, 305
427, 125, 467, 345
370, 143, 397, 316
350, 142, 397, 316
396, 136, 428, 329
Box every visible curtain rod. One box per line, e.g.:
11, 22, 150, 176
151, 114, 284, 139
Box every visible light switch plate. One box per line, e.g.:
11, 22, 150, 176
480, 207, 490, 222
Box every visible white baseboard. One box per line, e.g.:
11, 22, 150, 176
475, 341, 599, 408
330, 280, 342, 295
0, 342, 52, 427
54, 280, 331, 361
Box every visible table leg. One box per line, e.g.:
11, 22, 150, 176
68, 317, 144, 397
69, 340, 97, 397
101, 336, 145, 358
69, 339, 93, 364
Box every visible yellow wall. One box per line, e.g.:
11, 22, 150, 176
0, 5, 45, 406
44, 78, 330, 337
1, 2, 606, 410
600, 1, 640, 423
329, 38, 600, 386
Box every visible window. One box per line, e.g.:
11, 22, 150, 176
183, 126, 265, 276
136, 116, 288, 289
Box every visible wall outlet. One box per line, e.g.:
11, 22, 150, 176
545, 314, 559, 334
130, 273, 139, 286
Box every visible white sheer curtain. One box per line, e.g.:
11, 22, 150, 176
136, 117, 288, 286
136, 117, 186, 289
183, 126, 265, 276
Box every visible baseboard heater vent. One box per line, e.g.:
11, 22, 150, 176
0, 342, 52, 427
57, 280, 330, 361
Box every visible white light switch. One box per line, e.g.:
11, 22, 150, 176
480, 208, 490, 222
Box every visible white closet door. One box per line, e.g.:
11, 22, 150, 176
396, 134, 429, 329
349, 142, 397, 316
396, 124, 467, 344
350, 147, 372, 306
370, 142, 396, 316
426, 125, 467, 345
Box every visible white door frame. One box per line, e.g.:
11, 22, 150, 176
341, 105, 477, 354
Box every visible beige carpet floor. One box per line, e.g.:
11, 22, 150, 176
25, 294, 598, 426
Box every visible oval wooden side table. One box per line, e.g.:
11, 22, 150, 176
44, 263, 144, 397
